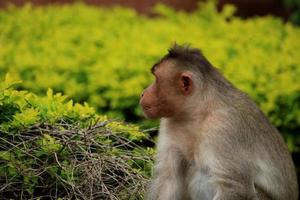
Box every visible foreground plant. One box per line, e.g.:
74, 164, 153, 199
0, 74, 153, 199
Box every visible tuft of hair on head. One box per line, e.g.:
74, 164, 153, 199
163, 43, 213, 75
167, 43, 202, 58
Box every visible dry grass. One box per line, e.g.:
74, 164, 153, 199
0, 121, 153, 199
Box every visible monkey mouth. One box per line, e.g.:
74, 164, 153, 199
143, 105, 151, 111
140, 102, 151, 111
142, 107, 152, 115
141, 106, 157, 119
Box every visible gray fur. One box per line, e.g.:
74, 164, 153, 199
145, 44, 298, 200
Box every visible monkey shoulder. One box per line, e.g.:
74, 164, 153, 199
196, 108, 297, 200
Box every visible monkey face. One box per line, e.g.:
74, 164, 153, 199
140, 82, 162, 119
140, 61, 193, 119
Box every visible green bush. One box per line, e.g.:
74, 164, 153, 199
283, 0, 300, 25
0, 74, 153, 199
0, 2, 299, 151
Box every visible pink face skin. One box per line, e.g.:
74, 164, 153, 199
140, 82, 161, 119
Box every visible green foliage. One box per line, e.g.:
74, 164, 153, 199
0, 73, 96, 131
0, 2, 299, 151
0, 77, 152, 199
283, 0, 300, 25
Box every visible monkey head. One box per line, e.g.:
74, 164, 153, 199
140, 59, 194, 119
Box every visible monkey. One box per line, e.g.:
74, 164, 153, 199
139, 44, 298, 200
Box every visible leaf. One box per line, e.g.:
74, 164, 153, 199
38, 134, 63, 153
0, 73, 22, 90
47, 88, 53, 98
12, 108, 40, 127
0, 151, 15, 161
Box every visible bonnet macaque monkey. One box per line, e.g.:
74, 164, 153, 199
140, 44, 298, 200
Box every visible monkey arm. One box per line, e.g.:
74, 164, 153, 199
213, 190, 259, 200
207, 145, 259, 199
209, 160, 259, 200
199, 117, 260, 200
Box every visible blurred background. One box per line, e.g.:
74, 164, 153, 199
0, 0, 299, 23
0, 0, 299, 196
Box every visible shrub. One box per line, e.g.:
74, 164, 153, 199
0, 74, 153, 199
0, 2, 299, 152
283, 0, 300, 25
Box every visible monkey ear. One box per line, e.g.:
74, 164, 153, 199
179, 72, 193, 95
